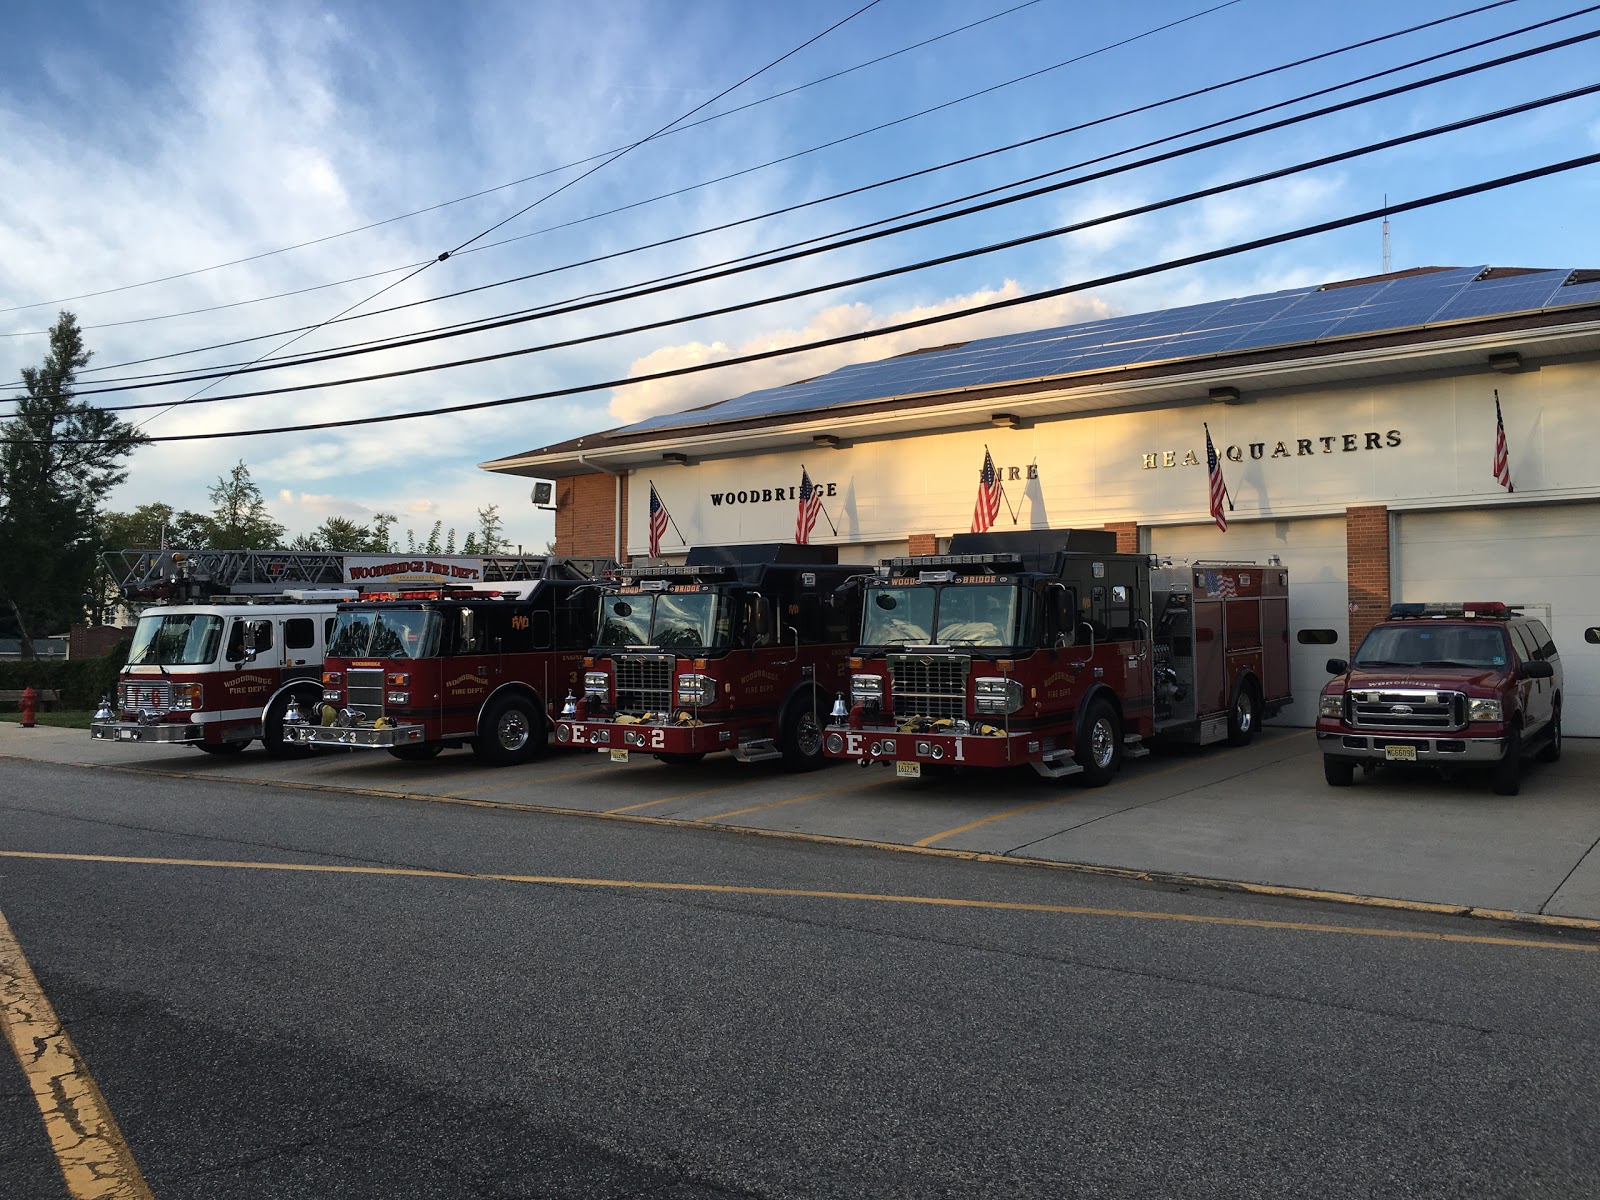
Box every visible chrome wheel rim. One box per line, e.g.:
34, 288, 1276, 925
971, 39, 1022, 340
1235, 695, 1255, 735
1090, 717, 1116, 768
497, 710, 531, 751
795, 711, 823, 757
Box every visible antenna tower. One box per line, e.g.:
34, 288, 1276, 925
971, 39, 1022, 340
1381, 193, 1392, 274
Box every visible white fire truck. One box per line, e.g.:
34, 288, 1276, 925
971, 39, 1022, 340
822, 530, 1291, 784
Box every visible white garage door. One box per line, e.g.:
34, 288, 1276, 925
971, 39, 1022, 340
1151, 517, 1349, 728
1397, 503, 1600, 737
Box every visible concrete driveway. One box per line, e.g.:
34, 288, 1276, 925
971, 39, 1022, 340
5, 721, 1597, 926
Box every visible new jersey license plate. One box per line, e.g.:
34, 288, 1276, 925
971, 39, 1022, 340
895, 761, 922, 778
1384, 744, 1418, 762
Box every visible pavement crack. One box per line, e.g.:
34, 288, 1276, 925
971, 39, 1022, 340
1538, 830, 1600, 916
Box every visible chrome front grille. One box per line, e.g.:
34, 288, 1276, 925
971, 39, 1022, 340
346, 667, 387, 720
120, 680, 173, 711
613, 653, 674, 715
1347, 689, 1467, 731
889, 654, 969, 720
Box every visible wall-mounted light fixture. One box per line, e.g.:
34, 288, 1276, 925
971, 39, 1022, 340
1488, 351, 1522, 373
812, 434, 842, 449
990, 413, 1023, 429
1209, 386, 1243, 404
661, 452, 689, 465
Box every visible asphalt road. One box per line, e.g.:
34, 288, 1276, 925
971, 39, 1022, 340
1, 757, 1597, 1199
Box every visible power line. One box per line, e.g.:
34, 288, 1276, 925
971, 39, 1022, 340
46, 25, 1600, 408
22, 0, 1578, 390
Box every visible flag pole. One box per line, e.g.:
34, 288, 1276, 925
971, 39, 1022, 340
649, 478, 690, 550
1203, 423, 1235, 511
802, 462, 839, 536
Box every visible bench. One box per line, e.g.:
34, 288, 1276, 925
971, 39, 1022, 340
0, 688, 61, 710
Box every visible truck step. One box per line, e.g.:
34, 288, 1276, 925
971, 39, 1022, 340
1122, 735, 1150, 759
1031, 751, 1084, 780
732, 740, 782, 763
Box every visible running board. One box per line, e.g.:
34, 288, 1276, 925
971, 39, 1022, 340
1122, 735, 1150, 759
1031, 750, 1083, 780
731, 740, 782, 763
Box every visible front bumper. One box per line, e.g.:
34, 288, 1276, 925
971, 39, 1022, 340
555, 718, 733, 756
91, 719, 204, 745
1315, 728, 1508, 764
821, 724, 1032, 770
280, 722, 429, 749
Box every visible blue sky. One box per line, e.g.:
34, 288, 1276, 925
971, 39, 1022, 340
2, 0, 1597, 551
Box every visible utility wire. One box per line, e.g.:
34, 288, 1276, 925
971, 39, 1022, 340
0, 0, 1033, 317
48, 27, 1600, 407
24, 0, 1581, 389
24, 150, 1600, 447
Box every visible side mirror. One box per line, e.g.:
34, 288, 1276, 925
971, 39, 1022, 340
460, 609, 477, 652
1520, 659, 1555, 680
1325, 658, 1349, 674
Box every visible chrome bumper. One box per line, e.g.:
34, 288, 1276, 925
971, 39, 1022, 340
1316, 731, 1507, 764
91, 720, 204, 745
280, 722, 428, 749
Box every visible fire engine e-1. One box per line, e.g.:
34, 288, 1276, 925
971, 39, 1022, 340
279, 557, 610, 764
556, 544, 869, 771
91, 549, 357, 756
821, 530, 1291, 784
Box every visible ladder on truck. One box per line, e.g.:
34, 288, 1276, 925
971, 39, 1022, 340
107, 550, 614, 602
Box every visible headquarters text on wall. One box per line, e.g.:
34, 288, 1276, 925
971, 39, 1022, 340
1143, 429, 1403, 469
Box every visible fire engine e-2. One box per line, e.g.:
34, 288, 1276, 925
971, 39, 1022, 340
556, 544, 869, 771
822, 530, 1290, 784
279, 557, 610, 764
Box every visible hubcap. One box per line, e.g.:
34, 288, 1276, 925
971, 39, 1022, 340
498, 710, 530, 751
795, 712, 823, 757
1236, 696, 1254, 734
1090, 717, 1116, 768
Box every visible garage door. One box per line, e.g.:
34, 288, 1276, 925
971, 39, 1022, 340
1396, 503, 1600, 737
1151, 517, 1348, 727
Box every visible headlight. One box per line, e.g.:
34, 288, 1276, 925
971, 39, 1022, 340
824, 732, 845, 754
676, 673, 717, 706
323, 688, 343, 703
172, 683, 203, 710
387, 691, 409, 705
973, 677, 1024, 715
1469, 697, 1503, 722
850, 674, 883, 702
1318, 694, 1345, 719
584, 670, 610, 700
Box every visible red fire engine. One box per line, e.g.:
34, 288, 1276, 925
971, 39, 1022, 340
91, 549, 357, 756
821, 530, 1290, 784
279, 557, 611, 764
555, 544, 869, 770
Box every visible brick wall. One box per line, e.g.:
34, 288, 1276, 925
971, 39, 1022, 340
1346, 505, 1391, 653
69, 623, 134, 659
1102, 521, 1140, 554
553, 472, 621, 560
906, 534, 938, 556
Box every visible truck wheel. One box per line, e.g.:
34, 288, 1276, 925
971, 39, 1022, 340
473, 696, 544, 767
1323, 756, 1355, 787
655, 752, 707, 766
389, 744, 443, 761
1073, 699, 1122, 787
779, 703, 826, 773
1226, 681, 1259, 747
262, 693, 316, 758
1537, 703, 1562, 764
195, 741, 248, 755
1491, 727, 1522, 796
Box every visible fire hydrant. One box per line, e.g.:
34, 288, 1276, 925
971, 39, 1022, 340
20, 685, 38, 728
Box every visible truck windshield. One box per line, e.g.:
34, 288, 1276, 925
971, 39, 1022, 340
597, 593, 722, 649
1354, 624, 1509, 669
126, 613, 224, 666
861, 584, 1020, 647
327, 609, 442, 659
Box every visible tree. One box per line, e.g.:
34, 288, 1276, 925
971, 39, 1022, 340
287, 515, 396, 552
89, 502, 209, 624
197, 461, 284, 549
0, 311, 147, 654
471, 504, 507, 555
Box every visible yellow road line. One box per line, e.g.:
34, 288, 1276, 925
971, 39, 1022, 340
4, 849, 1592, 955
0, 909, 153, 1199
696, 778, 880, 823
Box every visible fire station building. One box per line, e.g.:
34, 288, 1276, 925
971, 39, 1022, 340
482, 265, 1600, 734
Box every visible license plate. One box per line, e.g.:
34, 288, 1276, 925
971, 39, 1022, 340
895, 761, 922, 778
118, 729, 137, 741
1385, 744, 1417, 762
609, 749, 630, 763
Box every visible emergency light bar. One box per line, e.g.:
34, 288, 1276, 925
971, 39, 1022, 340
1387, 601, 1516, 620
885, 552, 1023, 571
605, 564, 732, 581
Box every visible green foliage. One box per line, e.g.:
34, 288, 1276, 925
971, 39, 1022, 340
196, 461, 284, 548
287, 514, 395, 552
0, 636, 130, 709
0, 312, 147, 652
473, 504, 507, 555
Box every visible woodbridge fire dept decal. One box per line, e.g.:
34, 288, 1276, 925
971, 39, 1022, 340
223, 673, 275, 695
345, 556, 485, 584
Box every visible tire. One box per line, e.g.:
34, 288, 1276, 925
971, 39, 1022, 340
195, 741, 248, 755
1538, 703, 1562, 764
779, 701, 826, 773
1226, 680, 1260, 747
472, 695, 544, 767
1073, 698, 1122, 787
389, 744, 444, 761
1491, 727, 1522, 796
654, 752, 707, 766
1323, 756, 1355, 787
262, 693, 317, 758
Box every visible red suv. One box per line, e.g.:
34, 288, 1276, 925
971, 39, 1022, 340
1316, 602, 1561, 796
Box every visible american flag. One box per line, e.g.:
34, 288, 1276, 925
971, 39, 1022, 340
1205, 423, 1230, 532
970, 448, 1003, 533
1201, 569, 1237, 599
1493, 391, 1514, 493
795, 468, 823, 545
647, 483, 669, 557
